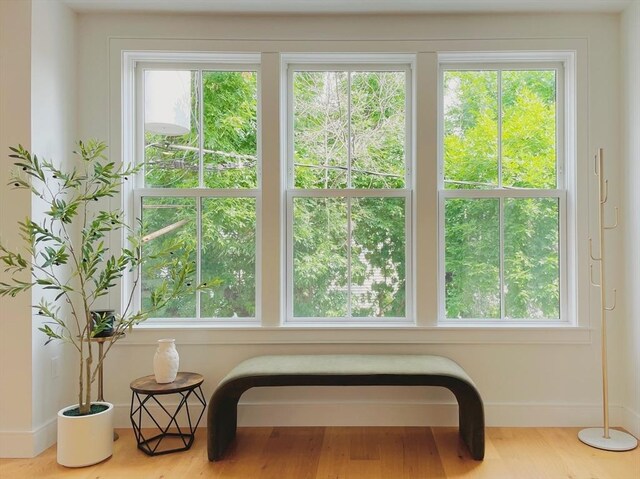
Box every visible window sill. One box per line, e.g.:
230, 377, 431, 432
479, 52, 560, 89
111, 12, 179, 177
121, 322, 591, 345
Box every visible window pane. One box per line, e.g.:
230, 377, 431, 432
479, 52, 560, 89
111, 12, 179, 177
351, 197, 406, 317
445, 198, 500, 318
502, 70, 557, 189
504, 198, 560, 319
293, 197, 348, 317
443, 71, 498, 189
203, 71, 258, 189
351, 72, 406, 189
144, 70, 199, 188
141, 197, 197, 317
201, 198, 256, 318
293, 71, 349, 189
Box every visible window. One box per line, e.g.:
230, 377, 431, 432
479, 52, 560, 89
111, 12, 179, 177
122, 49, 581, 337
285, 57, 413, 323
439, 57, 567, 322
133, 57, 260, 321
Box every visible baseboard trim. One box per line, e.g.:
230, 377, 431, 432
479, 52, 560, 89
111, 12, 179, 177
0, 417, 56, 459
3, 401, 634, 458
112, 400, 630, 429
3, 402, 633, 458
614, 405, 640, 438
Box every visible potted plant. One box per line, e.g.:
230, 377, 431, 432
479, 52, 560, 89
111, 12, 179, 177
0, 140, 197, 467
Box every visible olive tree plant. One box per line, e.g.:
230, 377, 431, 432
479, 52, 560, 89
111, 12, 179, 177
0, 140, 196, 415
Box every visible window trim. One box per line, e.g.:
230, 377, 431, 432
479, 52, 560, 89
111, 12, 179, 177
115, 43, 588, 342
437, 52, 576, 325
283, 56, 415, 325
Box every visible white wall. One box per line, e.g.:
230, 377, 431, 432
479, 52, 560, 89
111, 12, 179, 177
0, 0, 78, 458
74, 11, 628, 432
30, 0, 78, 455
0, 0, 35, 458
621, 1, 640, 438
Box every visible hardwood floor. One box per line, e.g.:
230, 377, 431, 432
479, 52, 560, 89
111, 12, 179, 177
1, 427, 638, 478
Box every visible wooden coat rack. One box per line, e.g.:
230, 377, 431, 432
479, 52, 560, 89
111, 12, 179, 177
578, 148, 637, 451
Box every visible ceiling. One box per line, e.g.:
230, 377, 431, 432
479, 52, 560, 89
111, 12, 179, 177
62, 0, 635, 15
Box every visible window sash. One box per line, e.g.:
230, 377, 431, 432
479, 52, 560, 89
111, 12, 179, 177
439, 63, 565, 191
438, 60, 567, 322
135, 65, 261, 190
133, 190, 260, 322
285, 189, 413, 323
287, 64, 413, 190
438, 190, 566, 322
285, 60, 413, 323
132, 58, 261, 322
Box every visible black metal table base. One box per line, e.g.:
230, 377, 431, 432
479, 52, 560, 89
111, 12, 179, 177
130, 385, 206, 456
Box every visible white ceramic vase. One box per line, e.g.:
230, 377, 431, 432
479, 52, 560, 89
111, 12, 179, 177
57, 402, 114, 467
153, 338, 179, 383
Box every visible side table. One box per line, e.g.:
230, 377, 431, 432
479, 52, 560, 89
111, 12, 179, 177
129, 372, 206, 456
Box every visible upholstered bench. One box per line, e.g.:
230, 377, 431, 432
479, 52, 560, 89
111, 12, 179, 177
207, 354, 484, 461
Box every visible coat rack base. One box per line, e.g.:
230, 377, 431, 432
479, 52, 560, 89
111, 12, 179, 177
578, 427, 638, 451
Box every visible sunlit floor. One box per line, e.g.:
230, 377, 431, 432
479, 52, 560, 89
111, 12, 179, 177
1, 427, 638, 478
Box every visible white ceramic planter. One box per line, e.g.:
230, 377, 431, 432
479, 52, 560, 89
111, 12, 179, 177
57, 402, 114, 467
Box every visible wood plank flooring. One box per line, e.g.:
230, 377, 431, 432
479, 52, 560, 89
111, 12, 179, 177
1, 427, 638, 478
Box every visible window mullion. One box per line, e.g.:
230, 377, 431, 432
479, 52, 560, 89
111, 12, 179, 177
499, 196, 506, 320
347, 70, 352, 189
497, 69, 505, 320
196, 69, 204, 319
288, 66, 294, 189
497, 69, 503, 189
196, 196, 202, 320
346, 70, 352, 318
286, 192, 294, 322
198, 69, 204, 188
347, 196, 352, 319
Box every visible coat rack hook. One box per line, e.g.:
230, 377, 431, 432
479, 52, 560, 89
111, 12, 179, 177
589, 238, 601, 261
601, 180, 608, 204
604, 207, 619, 230
605, 289, 617, 311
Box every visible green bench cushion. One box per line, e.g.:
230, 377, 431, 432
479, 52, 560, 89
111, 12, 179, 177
219, 354, 475, 386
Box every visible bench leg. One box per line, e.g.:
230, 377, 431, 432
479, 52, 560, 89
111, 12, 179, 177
208, 396, 239, 461
455, 389, 485, 460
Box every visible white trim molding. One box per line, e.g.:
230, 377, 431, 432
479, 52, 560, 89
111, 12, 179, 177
0, 417, 57, 459
113, 38, 590, 343
111, 400, 628, 430
124, 324, 591, 344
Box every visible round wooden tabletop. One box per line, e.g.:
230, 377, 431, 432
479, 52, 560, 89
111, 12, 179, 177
130, 372, 204, 395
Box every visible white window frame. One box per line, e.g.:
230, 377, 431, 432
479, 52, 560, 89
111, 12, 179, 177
115, 45, 589, 343
437, 51, 576, 326
122, 52, 262, 325
283, 54, 416, 326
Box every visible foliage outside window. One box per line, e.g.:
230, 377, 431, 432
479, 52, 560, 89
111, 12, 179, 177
137, 66, 258, 320
441, 65, 563, 320
287, 65, 412, 321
